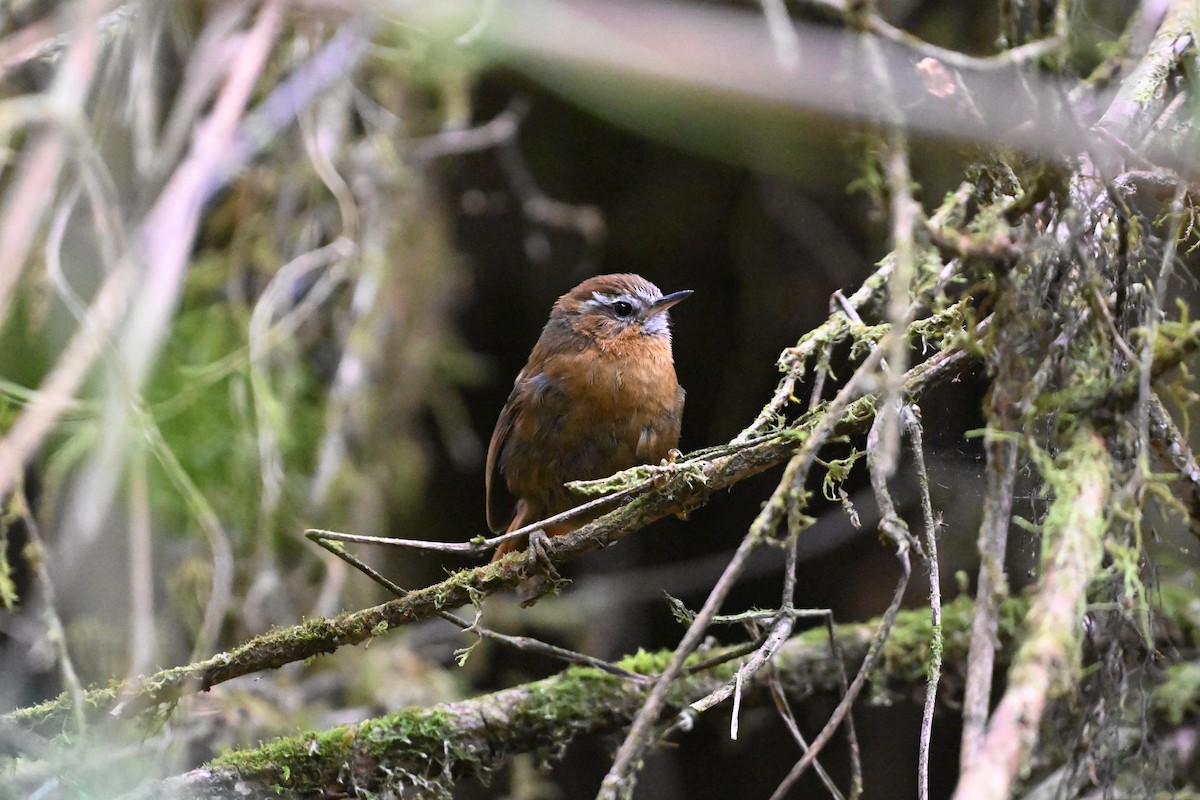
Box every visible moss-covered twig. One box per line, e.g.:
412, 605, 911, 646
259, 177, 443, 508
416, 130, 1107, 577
1148, 394, 1200, 541
952, 428, 1111, 800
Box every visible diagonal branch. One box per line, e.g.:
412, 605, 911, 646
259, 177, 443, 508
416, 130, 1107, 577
4, 319, 982, 737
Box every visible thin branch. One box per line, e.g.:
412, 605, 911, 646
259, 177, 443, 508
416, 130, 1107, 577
598, 335, 892, 800
0, 2, 135, 81
758, 0, 800, 71
766, 667, 846, 800
0, 0, 108, 330
1094, 0, 1191, 144
767, 405, 917, 800
408, 96, 530, 163
959, 391, 1020, 772
127, 449, 157, 679
735, 258, 894, 443
904, 405, 942, 800
769, 599, 910, 800
770, 505, 911, 800
10, 487, 87, 735
0, 8, 371, 507
1138, 182, 1187, 481
308, 531, 649, 683
456, 0, 501, 45
802, 0, 1067, 72
308, 475, 652, 556
1148, 394, 1200, 540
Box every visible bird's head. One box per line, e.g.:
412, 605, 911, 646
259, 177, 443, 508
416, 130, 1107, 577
551, 273, 692, 343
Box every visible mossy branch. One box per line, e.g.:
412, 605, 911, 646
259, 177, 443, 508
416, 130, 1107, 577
3, 310, 981, 737
146, 595, 1006, 800
10, 306, 1200, 739
952, 427, 1112, 800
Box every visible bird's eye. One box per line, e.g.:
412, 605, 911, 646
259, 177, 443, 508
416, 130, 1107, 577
612, 300, 635, 318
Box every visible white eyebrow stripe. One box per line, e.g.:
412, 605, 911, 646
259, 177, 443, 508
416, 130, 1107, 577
581, 295, 608, 313
590, 288, 661, 307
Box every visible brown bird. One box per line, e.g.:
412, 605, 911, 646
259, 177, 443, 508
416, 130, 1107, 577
486, 273, 690, 568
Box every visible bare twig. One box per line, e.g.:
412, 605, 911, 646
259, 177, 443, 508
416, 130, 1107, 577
1148, 394, 1200, 540
137, 419, 236, 666
121, 0, 283, 391
10, 487, 87, 734
864, 13, 920, 477
307, 476, 652, 557
769, 434, 912, 800
767, 629, 907, 800
904, 405, 943, 800
127, 450, 157, 678
598, 337, 891, 800
0, 2, 135, 80
767, 405, 918, 800
1138, 183, 1186, 478
1094, 0, 1192, 147
0, 0, 108, 330
802, 0, 1066, 72
959, 429, 1019, 770
0, 1, 290, 506
218, 13, 376, 192
959, 374, 1021, 772
308, 532, 650, 683
456, 0, 501, 45
672, 477, 814, 734
408, 96, 530, 163
766, 668, 846, 800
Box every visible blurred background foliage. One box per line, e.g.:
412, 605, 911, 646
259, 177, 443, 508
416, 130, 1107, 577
0, 0, 1193, 798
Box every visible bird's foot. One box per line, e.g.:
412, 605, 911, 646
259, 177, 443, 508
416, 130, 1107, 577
653, 449, 685, 489
656, 449, 696, 521
517, 528, 569, 606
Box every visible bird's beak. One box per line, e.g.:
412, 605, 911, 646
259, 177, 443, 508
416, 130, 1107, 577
644, 289, 693, 318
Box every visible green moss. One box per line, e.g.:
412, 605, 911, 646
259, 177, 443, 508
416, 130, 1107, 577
1152, 662, 1200, 725
618, 648, 672, 675
0, 497, 17, 610
210, 707, 475, 798
820, 449, 864, 501
214, 723, 349, 772
909, 298, 973, 351
876, 594, 1029, 688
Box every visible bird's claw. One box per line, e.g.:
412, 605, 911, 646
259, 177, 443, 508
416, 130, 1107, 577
518, 529, 569, 606
653, 449, 685, 489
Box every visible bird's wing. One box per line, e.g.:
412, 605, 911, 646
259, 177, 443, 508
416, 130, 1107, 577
485, 377, 525, 533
